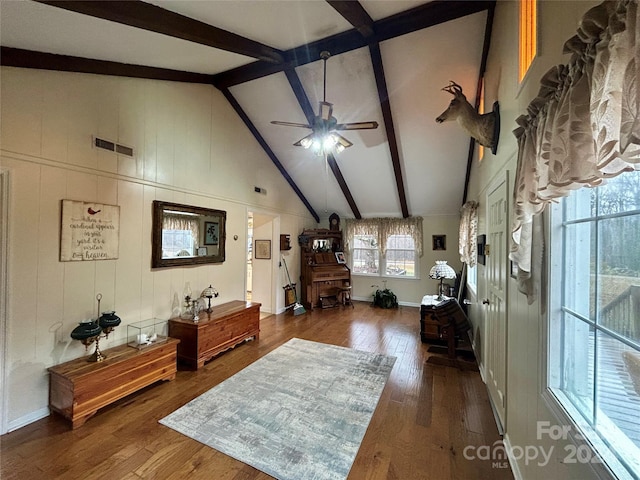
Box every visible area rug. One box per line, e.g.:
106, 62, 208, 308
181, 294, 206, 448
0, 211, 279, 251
159, 338, 396, 480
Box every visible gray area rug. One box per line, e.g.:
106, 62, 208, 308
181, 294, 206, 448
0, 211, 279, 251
159, 338, 396, 480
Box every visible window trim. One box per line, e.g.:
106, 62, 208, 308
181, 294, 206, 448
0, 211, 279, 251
543, 199, 640, 480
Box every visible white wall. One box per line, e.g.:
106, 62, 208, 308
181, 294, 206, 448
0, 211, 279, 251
0, 67, 316, 430
466, 1, 602, 478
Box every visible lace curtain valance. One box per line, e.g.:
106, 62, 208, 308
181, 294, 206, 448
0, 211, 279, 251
344, 216, 424, 257
459, 201, 478, 267
511, 0, 639, 288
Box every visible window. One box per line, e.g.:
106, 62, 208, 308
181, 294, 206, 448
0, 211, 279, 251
549, 169, 640, 478
385, 235, 416, 277
351, 234, 379, 275
351, 234, 417, 278
519, 0, 537, 82
345, 217, 422, 279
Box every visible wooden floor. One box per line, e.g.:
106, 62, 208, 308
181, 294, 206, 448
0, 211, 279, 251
1, 302, 514, 480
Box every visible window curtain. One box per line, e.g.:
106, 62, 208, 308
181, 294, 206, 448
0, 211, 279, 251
344, 217, 424, 257
459, 201, 478, 267
163, 213, 200, 248
511, 0, 639, 302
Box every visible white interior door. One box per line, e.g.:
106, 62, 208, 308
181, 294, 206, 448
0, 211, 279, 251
484, 172, 509, 430
0, 169, 9, 435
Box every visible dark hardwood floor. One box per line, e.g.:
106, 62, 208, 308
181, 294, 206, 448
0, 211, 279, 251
0, 302, 514, 479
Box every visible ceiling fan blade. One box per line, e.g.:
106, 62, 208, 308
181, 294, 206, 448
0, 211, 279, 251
335, 121, 379, 130
319, 102, 333, 121
271, 121, 312, 129
293, 133, 315, 148
334, 134, 353, 149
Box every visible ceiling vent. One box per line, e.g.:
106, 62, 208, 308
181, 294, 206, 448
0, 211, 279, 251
254, 186, 267, 195
93, 137, 134, 157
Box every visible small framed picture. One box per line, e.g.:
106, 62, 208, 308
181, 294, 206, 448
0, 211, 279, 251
255, 239, 271, 259
204, 222, 219, 245
432, 234, 446, 251
197, 247, 208, 256
335, 252, 346, 264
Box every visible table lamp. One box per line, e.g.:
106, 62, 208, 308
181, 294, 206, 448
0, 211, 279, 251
429, 261, 456, 300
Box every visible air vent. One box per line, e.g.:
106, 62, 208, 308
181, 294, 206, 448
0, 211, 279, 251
254, 186, 267, 195
93, 137, 134, 157
94, 137, 115, 152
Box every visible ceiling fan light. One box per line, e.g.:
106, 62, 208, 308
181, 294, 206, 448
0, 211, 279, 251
300, 137, 313, 149
323, 135, 337, 150
335, 143, 345, 154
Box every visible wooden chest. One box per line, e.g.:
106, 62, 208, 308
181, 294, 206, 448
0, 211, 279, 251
48, 337, 179, 429
168, 300, 260, 369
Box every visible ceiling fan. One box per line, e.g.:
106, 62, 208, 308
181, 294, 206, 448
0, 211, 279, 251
271, 51, 379, 154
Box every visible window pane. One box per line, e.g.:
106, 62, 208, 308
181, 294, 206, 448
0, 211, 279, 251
385, 249, 413, 276
564, 185, 596, 220
560, 314, 595, 421
564, 221, 596, 320
352, 234, 379, 275
352, 249, 379, 274
597, 169, 640, 216
595, 331, 640, 471
598, 215, 640, 341
162, 230, 194, 256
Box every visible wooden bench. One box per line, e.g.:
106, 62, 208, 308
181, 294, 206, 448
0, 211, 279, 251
48, 337, 179, 428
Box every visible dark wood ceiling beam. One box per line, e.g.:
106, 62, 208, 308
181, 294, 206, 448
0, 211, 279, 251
220, 88, 319, 223
36, 0, 284, 64
213, 30, 367, 89
374, 0, 494, 43
0, 47, 213, 84
283, 69, 316, 124
462, 3, 495, 205
213, 1, 494, 89
326, 1, 375, 38
326, 154, 361, 219
368, 42, 409, 218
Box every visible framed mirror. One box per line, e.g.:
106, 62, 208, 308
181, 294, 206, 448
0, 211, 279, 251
152, 200, 226, 268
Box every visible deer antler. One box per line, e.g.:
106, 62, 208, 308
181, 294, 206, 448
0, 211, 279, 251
441, 81, 463, 95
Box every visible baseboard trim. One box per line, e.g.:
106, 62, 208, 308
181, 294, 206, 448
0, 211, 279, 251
503, 433, 523, 480
8, 407, 49, 432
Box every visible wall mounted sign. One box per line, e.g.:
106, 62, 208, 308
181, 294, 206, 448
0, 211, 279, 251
60, 200, 120, 261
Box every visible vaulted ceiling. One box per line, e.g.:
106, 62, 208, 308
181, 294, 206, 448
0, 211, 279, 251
1, 0, 495, 222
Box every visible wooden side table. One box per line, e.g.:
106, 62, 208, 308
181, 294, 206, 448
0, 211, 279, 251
48, 337, 179, 428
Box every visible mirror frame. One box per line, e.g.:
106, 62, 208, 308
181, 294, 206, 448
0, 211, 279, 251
152, 200, 226, 268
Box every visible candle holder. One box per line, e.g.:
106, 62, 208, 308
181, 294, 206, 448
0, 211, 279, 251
70, 294, 121, 362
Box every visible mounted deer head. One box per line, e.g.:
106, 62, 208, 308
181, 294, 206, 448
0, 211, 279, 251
436, 81, 499, 153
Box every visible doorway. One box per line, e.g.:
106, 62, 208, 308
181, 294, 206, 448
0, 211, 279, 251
246, 210, 278, 314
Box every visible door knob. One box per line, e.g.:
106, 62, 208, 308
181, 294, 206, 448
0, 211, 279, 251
463, 299, 472, 305
482, 299, 490, 305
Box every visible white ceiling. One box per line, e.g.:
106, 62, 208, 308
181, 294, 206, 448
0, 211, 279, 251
0, 0, 490, 221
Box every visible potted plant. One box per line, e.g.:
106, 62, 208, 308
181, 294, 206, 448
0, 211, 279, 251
371, 282, 398, 309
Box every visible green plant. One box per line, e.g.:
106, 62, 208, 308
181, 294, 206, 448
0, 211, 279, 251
371, 282, 398, 309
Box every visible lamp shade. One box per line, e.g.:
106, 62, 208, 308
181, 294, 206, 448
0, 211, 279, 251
201, 285, 219, 299
429, 260, 456, 280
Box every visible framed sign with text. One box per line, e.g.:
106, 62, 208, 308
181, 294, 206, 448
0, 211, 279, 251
60, 199, 120, 261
